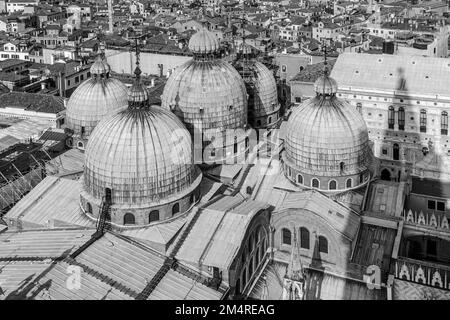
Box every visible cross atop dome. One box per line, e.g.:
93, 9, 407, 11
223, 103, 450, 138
128, 34, 149, 109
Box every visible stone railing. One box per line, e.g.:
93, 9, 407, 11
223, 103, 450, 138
402, 209, 449, 231
394, 257, 450, 291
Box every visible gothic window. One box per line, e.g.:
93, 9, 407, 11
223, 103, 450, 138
318, 236, 328, 254
300, 227, 310, 249
123, 213, 135, 225
297, 174, 303, 184
388, 106, 395, 129
149, 210, 159, 223
441, 111, 448, 135
398, 107, 405, 131
312, 178, 320, 188
329, 180, 337, 190
346, 178, 352, 188
420, 109, 427, 133
282, 228, 291, 245
172, 203, 180, 216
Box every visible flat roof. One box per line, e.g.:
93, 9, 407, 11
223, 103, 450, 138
411, 176, 450, 199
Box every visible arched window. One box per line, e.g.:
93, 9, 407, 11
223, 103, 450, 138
356, 102, 362, 114
441, 111, 448, 135
312, 178, 319, 188
398, 107, 405, 131
172, 203, 180, 216
346, 178, 352, 188
319, 236, 328, 254
190, 193, 195, 204
234, 137, 238, 154
297, 174, 303, 184
268, 116, 272, 124
282, 228, 292, 245
86, 202, 92, 214
329, 180, 337, 190
420, 109, 427, 133
210, 148, 216, 157
77, 141, 84, 149
149, 210, 159, 223
381, 168, 391, 181
388, 106, 395, 129
393, 143, 400, 161
300, 227, 310, 249
123, 213, 135, 225
339, 161, 345, 173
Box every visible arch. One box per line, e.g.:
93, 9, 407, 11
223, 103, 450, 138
381, 168, 391, 181
300, 227, 310, 249
339, 161, 345, 173
318, 236, 328, 254
149, 210, 159, 223
77, 141, 84, 149
329, 180, 337, 190
388, 106, 395, 129
86, 202, 92, 214
282, 228, 291, 245
123, 213, 135, 225
246, 186, 252, 195
397, 106, 405, 130
172, 203, 180, 216
297, 174, 303, 184
393, 143, 400, 160
312, 178, 320, 188
346, 178, 352, 188
356, 102, 362, 114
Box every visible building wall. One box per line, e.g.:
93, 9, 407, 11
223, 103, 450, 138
105, 49, 193, 76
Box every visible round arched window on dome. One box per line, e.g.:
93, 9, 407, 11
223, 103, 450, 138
329, 180, 337, 190
172, 203, 180, 216
297, 174, 303, 184
312, 178, 320, 188
123, 213, 135, 225
346, 178, 353, 188
77, 141, 84, 149
149, 210, 159, 223
86, 202, 92, 214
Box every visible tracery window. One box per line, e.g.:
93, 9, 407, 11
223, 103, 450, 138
398, 107, 405, 131
388, 106, 395, 129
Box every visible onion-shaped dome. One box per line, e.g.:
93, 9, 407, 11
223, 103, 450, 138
283, 70, 371, 192
81, 66, 202, 226
65, 55, 128, 144
188, 28, 220, 54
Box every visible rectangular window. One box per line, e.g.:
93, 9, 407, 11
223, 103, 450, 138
420, 109, 427, 133
382, 148, 388, 155
428, 200, 436, 210
75, 76, 79, 83
437, 201, 446, 212
295, 97, 301, 103
442, 112, 448, 135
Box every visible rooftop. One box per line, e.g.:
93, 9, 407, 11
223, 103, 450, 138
0, 92, 65, 114
411, 176, 450, 199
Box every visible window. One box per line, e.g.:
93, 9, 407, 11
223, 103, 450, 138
297, 174, 303, 184
398, 107, 405, 131
329, 180, 337, 190
172, 203, 180, 215
75, 76, 79, 83
86, 202, 92, 214
234, 137, 238, 154
282, 228, 291, 245
339, 162, 345, 173
312, 178, 319, 188
77, 141, 84, 149
149, 210, 160, 222
80, 74, 84, 81
420, 109, 427, 133
427, 200, 436, 210
437, 201, 446, 211
318, 236, 328, 254
295, 97, 301, 103
346, 178, 352, 188
382, 148, 388, 155
300, 227, 309, 249
441, 111, 448, 135
393, 143, 400, 161
123, 213, 135, 225
388, 106, 395, 129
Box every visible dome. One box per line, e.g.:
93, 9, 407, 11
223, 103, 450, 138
66, 56, 128, 145
161, 55, 249, 163
81, 60, 202, 226
235, 59, 279, 128
283, 74, 371, 191
188, 28, 221, 54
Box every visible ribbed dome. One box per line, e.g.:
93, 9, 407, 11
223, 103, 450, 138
239, 60, 278, 120
284, 75, 370, 183
90, 55, 111, 75
161, 59, 248, 133
188, 28, 221, 54
83, 107, 198, 205
314, 74, 338, 95
66, 73, 128, 140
